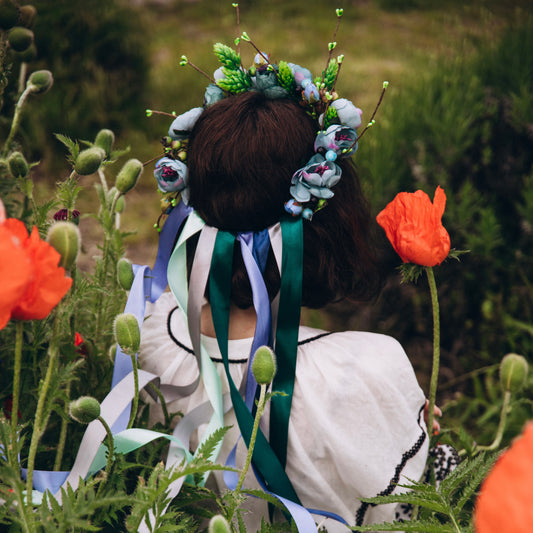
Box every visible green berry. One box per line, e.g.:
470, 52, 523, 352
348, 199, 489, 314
114, 313, 141, 355
69, 396, 101, 424
208, 515, 231, 533
27, 69, 53, 94
251, 346, 277, 385
117, 257, 134, 290
74, 147, 105, 175
7, 151, 28, 177
115, 158, 142, 194
8, 26, 33, 52
500, 353, 529, 393
94, 128, 115, 158
47, 221, 80, 270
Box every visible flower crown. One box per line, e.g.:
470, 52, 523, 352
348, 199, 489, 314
149, 6, 387, 227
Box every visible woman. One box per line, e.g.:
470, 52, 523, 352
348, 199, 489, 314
140, 86, 428, 531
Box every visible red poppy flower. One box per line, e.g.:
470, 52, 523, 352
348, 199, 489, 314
0, 213, 72, 329
474, 421, 533, 532
376, 186, 451, 267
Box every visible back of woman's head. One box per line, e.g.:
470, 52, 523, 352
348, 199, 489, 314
186, 91, 383, 308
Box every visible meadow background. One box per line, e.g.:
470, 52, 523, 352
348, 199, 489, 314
3, 0, 533, 468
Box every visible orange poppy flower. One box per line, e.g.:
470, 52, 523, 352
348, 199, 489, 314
474, 421, 533, 532
376, 186, 451, 267
0, 213, 72, 329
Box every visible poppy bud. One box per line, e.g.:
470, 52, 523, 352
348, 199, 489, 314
18, 5, 36, 28
94, 129, 115, 158
115, 158, 142, 194
251, 346, 277, 385
500, 353, 529, 393
117, 257, 134, 290
208, 515, 231, 533
27, 69, 53, 94
0, 0, 19, 30
8, 27, 33, 52
74, 147, 105, 176
7, 151, 28, 177
69, 396, 101, 424
113, 313, 140, 355
46, 221, 80, 271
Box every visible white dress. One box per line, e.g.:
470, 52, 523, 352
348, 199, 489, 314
139, 292, 428, 532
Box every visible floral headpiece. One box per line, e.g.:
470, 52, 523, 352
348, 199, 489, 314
150, 6, 387, 226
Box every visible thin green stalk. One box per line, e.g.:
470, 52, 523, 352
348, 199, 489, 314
11, 321, 24, 448
236, 384, 267, 493
127, 353, 139, 429
2, 84, 32, 157
53, 382, 71, 471
476, 389, 512, 452
95, 415, 115, 497
25, 314, 62, 507
147, 383, 171, 428
425, 266, 440, 439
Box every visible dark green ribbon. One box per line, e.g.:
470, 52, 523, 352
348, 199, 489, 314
209, 217, 303, 503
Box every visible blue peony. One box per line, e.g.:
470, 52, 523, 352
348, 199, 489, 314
154, 157, 188, 197
290, 154, 342, 202
314, 125, 358, 158
204, 83, 225, 106
168, 107, 204, 140
330, 98, 362, 129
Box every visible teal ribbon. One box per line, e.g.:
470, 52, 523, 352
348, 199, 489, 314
209, 227, 301, 504
270, 216, 303, 469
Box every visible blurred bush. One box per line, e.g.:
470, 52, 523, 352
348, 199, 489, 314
351, 15, 533, 386
2, 0, 149, 171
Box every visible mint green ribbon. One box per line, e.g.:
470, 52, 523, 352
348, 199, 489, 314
209, 216, 303, 503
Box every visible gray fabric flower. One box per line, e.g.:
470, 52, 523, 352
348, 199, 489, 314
290, 154, 342, 202
168, 107, 204, 140
154, 157, 188, 197
314, 125, 358, 158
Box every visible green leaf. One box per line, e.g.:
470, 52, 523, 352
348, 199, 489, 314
213, 42, 241, 70
216, 67, 252, 94
278, 61, 296, 93
323, 58, 339, 90
352, 519, 457, 532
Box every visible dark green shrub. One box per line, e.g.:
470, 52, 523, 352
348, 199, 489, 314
351, 16, 533, 388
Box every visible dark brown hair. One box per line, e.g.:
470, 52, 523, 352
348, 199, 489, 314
186, 91, 383, 309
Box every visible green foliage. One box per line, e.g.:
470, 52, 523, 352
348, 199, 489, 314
353, 453, 498, 532
217, 66, 253, 94
214, 42, 242, 70
321, 58, 338, 90
277, 61, 296, 94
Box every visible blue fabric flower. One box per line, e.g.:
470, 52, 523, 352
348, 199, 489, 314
168, 107, 204, 140
204, 83, 225, 107
330, 98, 362, 129
154, 157, 188, 198
314, 125, 358, 158
290, 154, 342, 202
288, 63, 313, 87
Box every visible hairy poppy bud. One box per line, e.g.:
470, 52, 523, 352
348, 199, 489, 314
94, 129, 115, 158
114, 313, 140, 355
27, 69, 53, 94
208, 515, 231, 533
7, 151, 28, 178
69, 396, 101, 424
74, 147, 105, 175
115, 158, 142, 194
8, 27, 33, 52
251, 346, 277, 385
500, 353, 529, 393
0, 0, 19, 30
117, 257, 134, 290
18, 5, 36, 28
47, 221, 80, 270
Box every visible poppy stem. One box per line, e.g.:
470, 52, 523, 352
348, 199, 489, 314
11, 321, 24, 453
26, 313, 62, 510
476, 389, 512, 452
236, 383, 267, 493
425, 266, 440, 439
